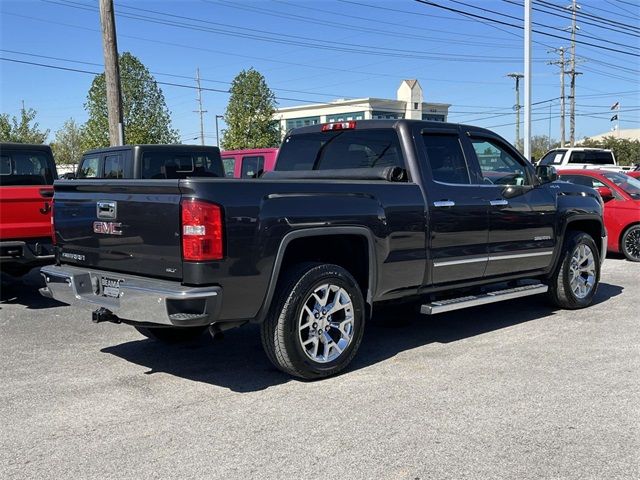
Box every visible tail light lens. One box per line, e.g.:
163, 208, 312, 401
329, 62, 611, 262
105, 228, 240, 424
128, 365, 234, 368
181, 199, 224, 261
50, 200, 56, 245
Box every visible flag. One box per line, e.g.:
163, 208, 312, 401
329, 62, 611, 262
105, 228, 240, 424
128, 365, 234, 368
611, 102, 619, 110
611, 114, 618, 121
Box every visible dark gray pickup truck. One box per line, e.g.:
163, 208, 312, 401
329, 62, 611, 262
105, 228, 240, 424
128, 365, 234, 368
41, 120, 606, 379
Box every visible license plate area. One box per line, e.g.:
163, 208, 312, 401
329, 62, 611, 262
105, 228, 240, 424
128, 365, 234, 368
100, 276, 121, 298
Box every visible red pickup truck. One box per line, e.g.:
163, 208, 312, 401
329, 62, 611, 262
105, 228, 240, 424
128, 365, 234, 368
0, 143, 57, 277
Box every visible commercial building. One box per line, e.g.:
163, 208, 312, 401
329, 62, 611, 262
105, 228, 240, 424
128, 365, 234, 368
274, 80, 450, 133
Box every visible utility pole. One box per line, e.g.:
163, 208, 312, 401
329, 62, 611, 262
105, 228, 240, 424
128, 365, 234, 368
568, 0, 580, 146
507, 73, 524, 151
194, 68, 207, 146
523, 0, 532, 160
99, 0, 125, 146
549, 47, 566, 147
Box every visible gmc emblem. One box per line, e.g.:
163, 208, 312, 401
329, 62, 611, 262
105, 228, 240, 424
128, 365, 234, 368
93, 221, 123, 236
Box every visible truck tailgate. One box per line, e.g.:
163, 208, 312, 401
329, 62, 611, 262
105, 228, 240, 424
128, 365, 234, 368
54, 180, 183, 280
0, 185, 53, 240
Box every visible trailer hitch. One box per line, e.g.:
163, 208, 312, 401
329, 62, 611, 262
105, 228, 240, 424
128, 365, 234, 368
92, 307, 121, 324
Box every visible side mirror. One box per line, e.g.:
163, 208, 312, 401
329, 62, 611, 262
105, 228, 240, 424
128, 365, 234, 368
596, 186, 614, 201
536, 165, 558, 184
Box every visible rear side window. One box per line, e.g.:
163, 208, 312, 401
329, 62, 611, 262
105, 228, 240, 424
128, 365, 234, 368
0, 150, 54, 186
104, 155, 124, 179
241, 156, 264, 178
276, 129, 404, 171
422, 134, 471, 185
221, 157, 235, 177
141, 152, 225, 179
78, 156, 99, 178
587, 151, 614, 165
568, 151, 587, 164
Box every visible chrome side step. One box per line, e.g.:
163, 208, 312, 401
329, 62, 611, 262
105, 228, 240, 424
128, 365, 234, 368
420, 283, 549, 315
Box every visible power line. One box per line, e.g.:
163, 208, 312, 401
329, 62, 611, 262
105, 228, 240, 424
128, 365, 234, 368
501, 0, 638, 37
413, 0, 639, 56
45, 0, 541, 63
535, 0, 640, 31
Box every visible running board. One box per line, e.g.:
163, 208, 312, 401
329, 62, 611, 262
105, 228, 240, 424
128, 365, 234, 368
420, 284, 549, 315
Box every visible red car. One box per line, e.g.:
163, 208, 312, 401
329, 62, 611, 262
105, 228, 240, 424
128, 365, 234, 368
0, 143, 57, 276
627, 170, 640, 180
560, 169, 640, 261
220, 148, 279, 178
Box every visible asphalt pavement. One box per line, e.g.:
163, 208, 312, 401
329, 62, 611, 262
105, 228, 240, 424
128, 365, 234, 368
1, 257, 638, 480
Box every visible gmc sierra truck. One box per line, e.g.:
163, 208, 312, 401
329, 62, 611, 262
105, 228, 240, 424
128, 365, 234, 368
40, 120, 606, 379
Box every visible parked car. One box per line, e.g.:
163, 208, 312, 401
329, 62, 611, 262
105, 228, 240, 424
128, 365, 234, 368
0, 143, 57, 277
71, 145, 225, 179
626, 171, 640, 180
220, 148, 278, 178
559, 169, 640, 262
40, 120, 606, 379
538, 147, 630, 172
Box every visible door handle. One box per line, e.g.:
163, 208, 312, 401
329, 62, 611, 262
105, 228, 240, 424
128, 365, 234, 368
433, 200, 456, 207
489, 199, 509, 206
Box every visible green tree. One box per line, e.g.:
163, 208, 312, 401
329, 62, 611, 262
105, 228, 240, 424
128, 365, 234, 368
0, 105, 49, 143
530, 135, 559, 162
581, 136, 640, 166
51, 118, 85, 165
221, 68, 280, 150
83, 52, 178, 149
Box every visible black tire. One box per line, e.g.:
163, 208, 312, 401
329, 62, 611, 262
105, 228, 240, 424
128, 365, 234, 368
134, 326, 206, 343
621, 225, 640, 262
260, 263, 366, 380
547, 231, 600, 309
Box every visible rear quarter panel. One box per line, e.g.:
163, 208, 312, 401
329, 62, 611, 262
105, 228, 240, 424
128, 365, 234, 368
182, 178, 426, 321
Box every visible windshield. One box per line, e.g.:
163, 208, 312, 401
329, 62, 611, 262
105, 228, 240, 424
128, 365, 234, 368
539, 149, 566, 165
603, 172, 640, 199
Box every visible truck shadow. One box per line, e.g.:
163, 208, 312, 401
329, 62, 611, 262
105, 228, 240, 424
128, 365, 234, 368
0, 269, 66, 310
101, 281, 623, 393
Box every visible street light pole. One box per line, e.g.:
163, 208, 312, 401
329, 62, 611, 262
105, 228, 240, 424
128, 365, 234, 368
523, 0, 532, 161
215, 115, 224, 148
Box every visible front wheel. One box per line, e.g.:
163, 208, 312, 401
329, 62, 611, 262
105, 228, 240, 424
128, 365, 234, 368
134, 326, 206, 343
621, 225, 640, 262
547, 231, 600, 309
261, 263, 365, 379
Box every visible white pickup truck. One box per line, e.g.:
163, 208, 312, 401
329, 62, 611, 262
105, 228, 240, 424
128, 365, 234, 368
538, 147, 630, 172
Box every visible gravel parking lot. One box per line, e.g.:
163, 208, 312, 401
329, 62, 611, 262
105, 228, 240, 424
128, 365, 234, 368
1, 257, 638, 480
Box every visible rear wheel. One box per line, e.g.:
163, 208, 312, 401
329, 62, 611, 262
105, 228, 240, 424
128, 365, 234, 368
261, 263, 365, 379
621, 225, 640, 262
547, 231, 600, 309
134, 326, 206, 343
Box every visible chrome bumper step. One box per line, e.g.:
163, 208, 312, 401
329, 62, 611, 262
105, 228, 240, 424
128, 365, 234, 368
420, 283, 549, 315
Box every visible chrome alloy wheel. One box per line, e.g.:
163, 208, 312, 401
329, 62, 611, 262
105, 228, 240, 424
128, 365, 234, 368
623, 226, 640, 261
569, 244, 596, 299
298, 283, 354, 363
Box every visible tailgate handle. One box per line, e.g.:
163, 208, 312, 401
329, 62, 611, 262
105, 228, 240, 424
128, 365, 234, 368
97, 201, 117, 219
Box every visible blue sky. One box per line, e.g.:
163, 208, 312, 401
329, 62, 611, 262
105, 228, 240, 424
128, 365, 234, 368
1, 0, 638, 146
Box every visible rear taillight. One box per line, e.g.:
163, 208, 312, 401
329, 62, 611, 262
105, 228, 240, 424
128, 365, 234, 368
50, 200, 56, 245
321, 121, 356, 132
181, 199, 223, 261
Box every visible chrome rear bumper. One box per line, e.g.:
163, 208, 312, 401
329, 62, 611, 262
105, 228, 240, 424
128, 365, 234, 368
40, 265, 221, 326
